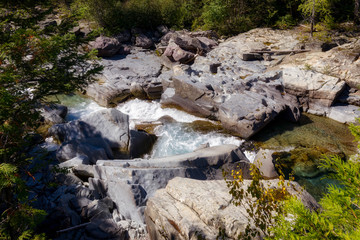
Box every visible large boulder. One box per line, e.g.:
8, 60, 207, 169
145, 177, 319, 240
159, 29, 304, 139
160, 30, 219, 64
89, 36, 123, 57
40, 104, 68, 124
135, 33, 154, 49
162, 70, 300, 139
164, 42, 196, 64
280, 66, 346, 111
49, 109, 130, 161
86, 51, 163, 107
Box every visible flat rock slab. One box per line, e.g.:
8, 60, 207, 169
86, 51, 163, 107
328, 104, 360, 124
280, 66, 346, 109
89, 145, 251, 225
145, 177, 319, 240
275, 38, 360, 88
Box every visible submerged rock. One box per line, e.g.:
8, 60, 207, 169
272, 147, 345, 179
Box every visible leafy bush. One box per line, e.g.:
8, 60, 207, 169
224, 118, 360, 239
270, 155, 360, 239
0, 1, 102, 238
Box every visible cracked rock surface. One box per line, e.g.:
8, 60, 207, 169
145, 177, 319, 240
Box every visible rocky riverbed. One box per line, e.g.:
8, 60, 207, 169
32, 27, 360, 239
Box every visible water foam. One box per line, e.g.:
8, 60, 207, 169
117, 99, 204, 122
150, 123, 243, 158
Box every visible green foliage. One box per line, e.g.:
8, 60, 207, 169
269, 155, 360, 239
0, 1, 102, 238
65, 0, 360, 36
0, 3, 102, 163
223, 164, 291, 239
275, 14, 297, 29
298, 0, 332, 21
225, 117, 360, 239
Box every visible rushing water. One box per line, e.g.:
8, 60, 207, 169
47, 94, 106, 121
51, 95, 243, 158
117, 99, 243, 158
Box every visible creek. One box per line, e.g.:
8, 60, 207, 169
51, 94, 357, 201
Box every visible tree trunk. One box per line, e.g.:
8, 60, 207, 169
355, 0, 360, 26
311, 0, 315, 38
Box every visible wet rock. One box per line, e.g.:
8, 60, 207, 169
129, 130, 157, 158
143, 81, 163, 100
130, 82, 147, 99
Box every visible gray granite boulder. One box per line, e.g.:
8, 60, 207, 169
160, 30, 218, 64
135, 33, 154, 49
40, 104, 68, 124
49, 109, 130, 161
164, 41, 196, 63
162, 70, 300, 139
89, 36, 123, 57
145, 177, 319, 240
280, 66, 346, 110
86, 51, 163, 107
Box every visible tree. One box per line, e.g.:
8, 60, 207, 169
355, 0, 360, 26
0, 1, 102, 238
298, 0, 331, 36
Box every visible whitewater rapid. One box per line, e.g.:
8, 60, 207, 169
44, 96, 256, 161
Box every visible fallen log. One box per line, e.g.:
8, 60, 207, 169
250, 49, 310, 55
